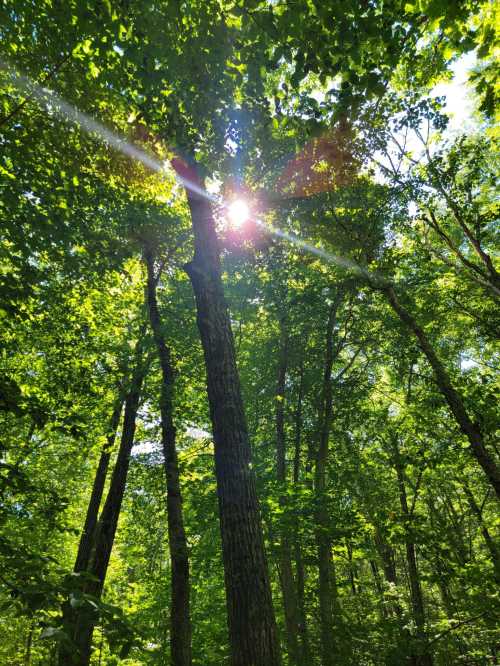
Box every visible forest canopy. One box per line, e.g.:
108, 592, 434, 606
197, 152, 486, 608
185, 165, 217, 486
0, 1, 498, 665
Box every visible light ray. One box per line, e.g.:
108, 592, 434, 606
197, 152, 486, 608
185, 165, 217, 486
0, 60, 215, 202
255, 219, 373, 279
1, 60, 379, 285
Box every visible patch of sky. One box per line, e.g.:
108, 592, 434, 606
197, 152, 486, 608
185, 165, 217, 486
460, 354, 479, 371
432, 51, 477, 134
185, 425, 211, 440
369, 50, 479, 227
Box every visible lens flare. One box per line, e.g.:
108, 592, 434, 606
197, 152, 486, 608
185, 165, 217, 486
1, 59, 380, 285
228, 199, 250, 227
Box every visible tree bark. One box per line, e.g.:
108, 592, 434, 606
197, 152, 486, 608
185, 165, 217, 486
275, 315, 300, 666
59, 396, 123, 666
59, 346, 146, 666
144, 247, 192, 666
314, 292, 343, 666
392, 438, 433, 666
292, 359, 311, 665
382, 284, 500, 498
182, 165, 280, 666
73, 398, 123, 575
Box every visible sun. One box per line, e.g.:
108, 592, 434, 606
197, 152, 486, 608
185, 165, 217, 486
227, 199, 250, 227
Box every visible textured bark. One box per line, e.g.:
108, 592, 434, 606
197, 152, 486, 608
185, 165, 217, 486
59, 349, 146, 666
275, 317, 300, 666
314, 293, 343, 666
393, 439, 433, 666
183, 170, 280, 666
73, 398, 123, 575
383, 285, 500, 498
144, 248, 192, 666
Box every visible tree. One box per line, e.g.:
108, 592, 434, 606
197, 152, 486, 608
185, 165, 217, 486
1, 1, 498, 664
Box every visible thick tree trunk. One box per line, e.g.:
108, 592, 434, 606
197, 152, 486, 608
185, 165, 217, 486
314, 293, 343, 666
73, 398, 123, 575
392, 438, 433, 666
275, 316, 300, 666
144, 248, 192, 666
382, 284, 500, 498
59, 348, 146, 666
182, 167, 280, 666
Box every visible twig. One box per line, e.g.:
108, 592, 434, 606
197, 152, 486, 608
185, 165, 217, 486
428, 612, 495, 646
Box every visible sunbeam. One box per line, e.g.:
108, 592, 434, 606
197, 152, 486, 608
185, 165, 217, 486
0, 59, 215, 203
1, 59, 377, 284
255, 219, 373, 280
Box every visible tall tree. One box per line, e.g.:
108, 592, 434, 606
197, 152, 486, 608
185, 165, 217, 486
275, 312, 300, 665
314, 289, 344, 666
144, 245, 192, 666
59, 339, 148, 666
184, 173, 281, 666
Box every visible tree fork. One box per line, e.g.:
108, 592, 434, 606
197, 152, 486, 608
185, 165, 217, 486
59, 342, 147, 666
73, 397, 124, 575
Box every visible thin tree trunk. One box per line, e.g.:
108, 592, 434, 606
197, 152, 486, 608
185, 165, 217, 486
181, 163, 280, 666
382, 284, 500, 498
59, 346, 146, 666
59, 396, 123, 665
424, 498, 458, 619
346, 540, 357, 595
24, 621, 33, 666
292, 359, 311, 665
462, 483, 500, 582
275, 315, 300, 665
374, 529, 398, 586
443, 496, 468, 566
144, 247, 192, 666
392, 438, 433, 666
73, 398, 123, 574
315, 292, 343, 666
425, 164, 500, 291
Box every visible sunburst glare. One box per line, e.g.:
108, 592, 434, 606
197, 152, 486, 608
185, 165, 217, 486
227, 199, 250, 227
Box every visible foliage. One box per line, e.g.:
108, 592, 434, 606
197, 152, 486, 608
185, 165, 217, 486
0, 1, 498, 664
